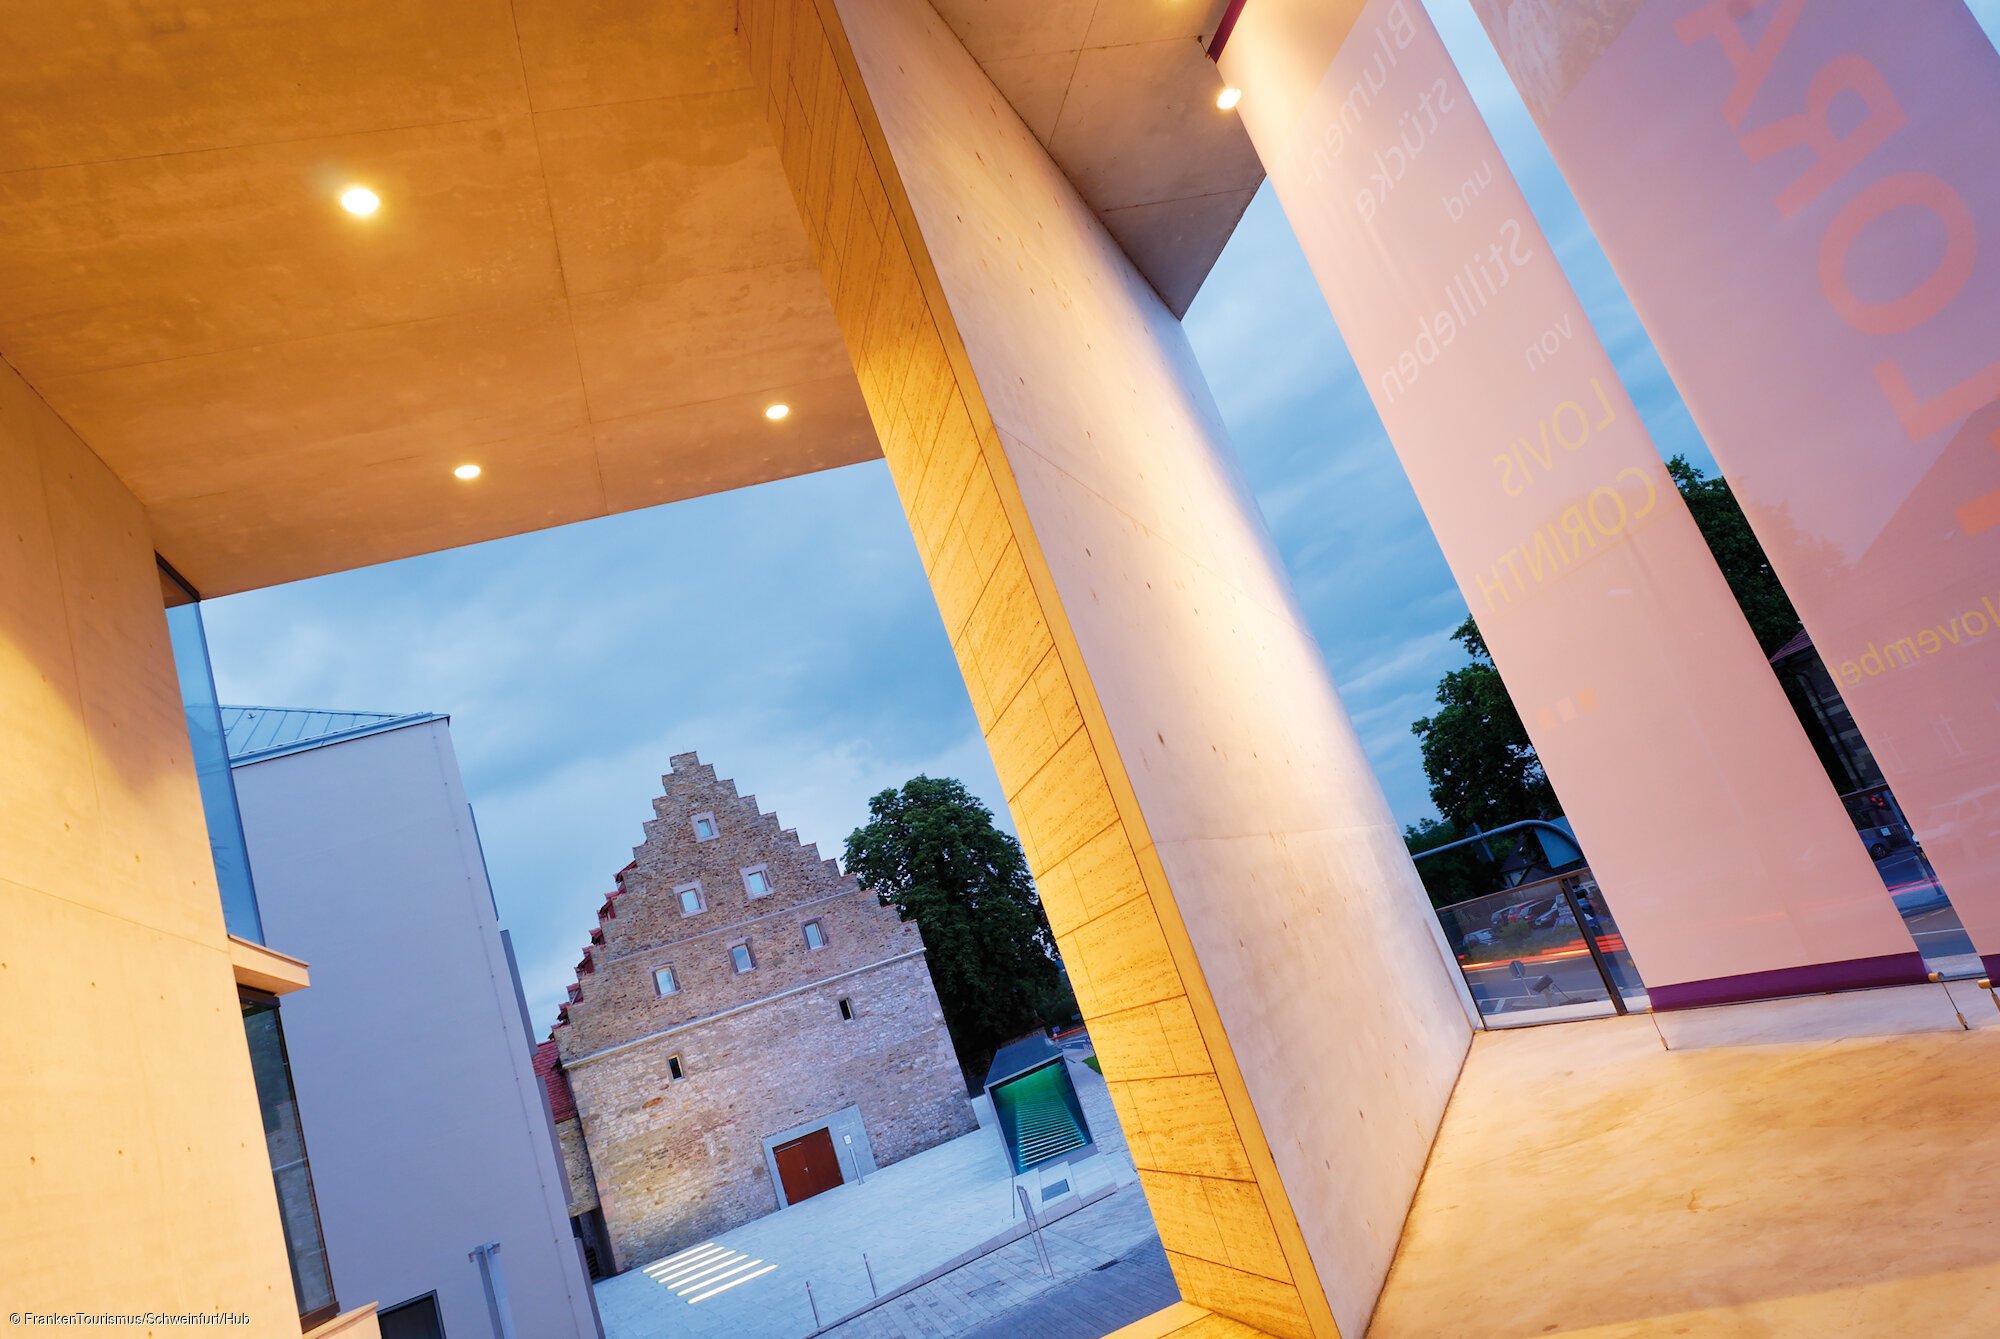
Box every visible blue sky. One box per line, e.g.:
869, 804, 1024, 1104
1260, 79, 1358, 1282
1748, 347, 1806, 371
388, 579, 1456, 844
204, 0, 2000, 1032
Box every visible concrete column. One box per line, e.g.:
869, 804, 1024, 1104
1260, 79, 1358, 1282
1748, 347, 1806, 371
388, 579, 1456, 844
739, 3, 1474, 1334
0, 359, 307, 1332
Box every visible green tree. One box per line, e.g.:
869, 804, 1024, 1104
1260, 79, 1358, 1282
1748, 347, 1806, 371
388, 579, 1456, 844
1403, 816, 1495, 910
1410, 616, 1556, 831
1409, 456, 1812, 835
844, 776, 1073, 1081
1665, 454, 1804, 654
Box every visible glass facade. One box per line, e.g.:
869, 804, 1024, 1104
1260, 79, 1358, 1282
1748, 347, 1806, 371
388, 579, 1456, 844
159, 562, 264, 943
241, 993, 339, 1327
1417, 822, 1648, 1025
166, 559, 337, 1325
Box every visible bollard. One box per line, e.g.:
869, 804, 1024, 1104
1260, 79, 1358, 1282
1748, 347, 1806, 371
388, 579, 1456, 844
1016, 1184, 1053, 1277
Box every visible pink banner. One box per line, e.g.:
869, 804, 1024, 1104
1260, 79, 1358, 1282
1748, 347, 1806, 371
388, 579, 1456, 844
1219, 0, 1923, 1002
1467, 0, 2000, 974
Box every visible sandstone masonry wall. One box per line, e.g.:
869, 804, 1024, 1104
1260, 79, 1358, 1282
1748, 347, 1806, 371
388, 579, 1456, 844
553, 752, 976, 1268
557, 1119, 597, 1214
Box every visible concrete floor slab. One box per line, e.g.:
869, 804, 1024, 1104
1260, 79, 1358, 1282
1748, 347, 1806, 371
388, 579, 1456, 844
1368, 1003, 2000, 1337
1944, 978, 2000, 1031
1653, 980, 1965, 1050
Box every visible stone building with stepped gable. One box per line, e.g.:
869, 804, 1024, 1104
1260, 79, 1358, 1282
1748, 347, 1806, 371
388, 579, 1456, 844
546, 752, 976, 1273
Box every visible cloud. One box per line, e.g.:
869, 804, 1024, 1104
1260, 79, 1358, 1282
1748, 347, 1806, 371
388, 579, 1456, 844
202, 461, 1009, 1034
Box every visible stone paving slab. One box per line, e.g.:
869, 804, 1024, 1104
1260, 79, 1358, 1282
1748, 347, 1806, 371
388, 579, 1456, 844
597, 1057, 1138, 1339
821, 1181, 1175, 1339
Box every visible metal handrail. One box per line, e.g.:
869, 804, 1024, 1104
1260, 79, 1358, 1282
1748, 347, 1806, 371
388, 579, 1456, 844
1415, 823, 1630, 1016
1409, 817, 1583, 866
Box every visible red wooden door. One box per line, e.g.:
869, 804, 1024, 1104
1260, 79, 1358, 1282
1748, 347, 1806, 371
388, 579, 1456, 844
773, 1127, 843, 1205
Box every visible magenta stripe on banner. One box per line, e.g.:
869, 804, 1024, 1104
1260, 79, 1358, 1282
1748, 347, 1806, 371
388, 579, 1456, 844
1649, 952, 1932, 1012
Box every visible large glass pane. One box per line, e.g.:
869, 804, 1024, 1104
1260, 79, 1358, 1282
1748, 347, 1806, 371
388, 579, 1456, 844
241, 997, 338, 1324
378, 1294, 445, 1339
160, 563, 263, 943
1842, 785, 1979, 978
1418, 821, 1647, 1026
1438, 876, 1623, 1025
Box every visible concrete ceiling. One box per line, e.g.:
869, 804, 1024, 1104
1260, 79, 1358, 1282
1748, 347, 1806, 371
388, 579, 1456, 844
0, 0, 1256, 595
931, 0, 1260, 314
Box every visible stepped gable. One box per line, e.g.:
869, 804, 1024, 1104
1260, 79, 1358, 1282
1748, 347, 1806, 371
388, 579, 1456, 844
551, 750, 925, 1058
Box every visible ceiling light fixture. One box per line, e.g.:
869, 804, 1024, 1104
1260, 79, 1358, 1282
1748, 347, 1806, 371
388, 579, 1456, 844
453, 463, 482, 480
764, 403, 791, 421
1216, 87, 1243, 111
340, 186, 381, 216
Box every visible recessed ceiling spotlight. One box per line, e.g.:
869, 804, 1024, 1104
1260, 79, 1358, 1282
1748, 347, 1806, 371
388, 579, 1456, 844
453, 463, 482, 480
1216, 87, 1243, 111
764, 403, 791, 421
340, 186, 381, 216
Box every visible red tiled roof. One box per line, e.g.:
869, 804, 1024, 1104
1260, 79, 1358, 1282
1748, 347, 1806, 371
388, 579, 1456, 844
532, 1039, 577, 1123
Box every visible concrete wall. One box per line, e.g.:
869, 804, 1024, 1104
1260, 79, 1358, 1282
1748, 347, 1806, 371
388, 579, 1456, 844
739, 2, 1474, 1334
0, 357, 308, 1333
759, 1102, 878, 1207
232, 719, 598, 1339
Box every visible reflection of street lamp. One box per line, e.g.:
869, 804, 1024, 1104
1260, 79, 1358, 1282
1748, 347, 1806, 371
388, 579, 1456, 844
1527, 972, 1575, 1005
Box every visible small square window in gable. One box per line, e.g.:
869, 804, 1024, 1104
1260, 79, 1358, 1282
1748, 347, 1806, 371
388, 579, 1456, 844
676, 881, 706, 917
803, 919, 827, 951
667, 1054, 685, 1081
654, 965, 679, 996
692, 812, 718, 842
838, 997, 854, 1021
741, 864, 773, 898
730, 941, 755, 974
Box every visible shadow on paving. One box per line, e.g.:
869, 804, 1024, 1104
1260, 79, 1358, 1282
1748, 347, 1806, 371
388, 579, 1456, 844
594, 1056, 1145, 1339
820, 1182, 1177, 1339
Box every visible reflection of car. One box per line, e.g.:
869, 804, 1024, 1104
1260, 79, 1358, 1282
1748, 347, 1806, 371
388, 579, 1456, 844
1463, 928, 1498, 949
1843, 788, 1913, 859
1490, 897, 1559, 930
1859, 825, 1909, 859
1891, 882, 1950, 917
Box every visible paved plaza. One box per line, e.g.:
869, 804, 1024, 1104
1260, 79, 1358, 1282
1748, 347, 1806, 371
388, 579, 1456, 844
1370, 986, 2000, 1338
595, 1056, 1144, 1339
822, 1182, 1176, 1339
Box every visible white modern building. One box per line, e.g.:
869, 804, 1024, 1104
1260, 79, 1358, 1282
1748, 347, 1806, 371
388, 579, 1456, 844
225, 706, 602, 1339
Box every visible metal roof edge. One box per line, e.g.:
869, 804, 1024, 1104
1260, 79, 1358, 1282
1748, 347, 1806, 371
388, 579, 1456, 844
223, 709, 449, 767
